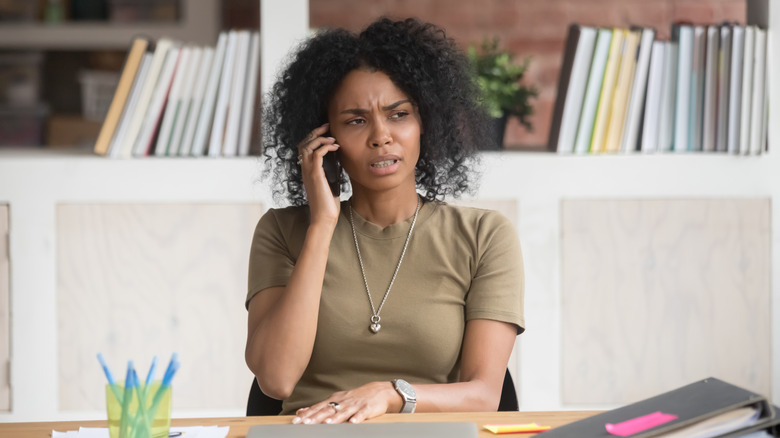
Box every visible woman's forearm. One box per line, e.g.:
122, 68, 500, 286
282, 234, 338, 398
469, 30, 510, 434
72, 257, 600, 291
246, 222, 335, 399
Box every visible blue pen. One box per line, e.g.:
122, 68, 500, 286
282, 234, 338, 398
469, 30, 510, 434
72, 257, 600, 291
145, 356, 159, 387
148, 357, 180, 423
97, 353, 123, 403
119, 361, 135, 438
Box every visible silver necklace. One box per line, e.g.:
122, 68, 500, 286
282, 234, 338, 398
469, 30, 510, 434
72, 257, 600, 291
349, 196, 421, 334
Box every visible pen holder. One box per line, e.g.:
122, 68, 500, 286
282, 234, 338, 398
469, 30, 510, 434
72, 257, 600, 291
106, 381, 172, 438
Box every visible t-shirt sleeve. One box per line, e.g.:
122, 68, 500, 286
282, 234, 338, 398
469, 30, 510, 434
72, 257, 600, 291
465, 210, 525, 334
246, 208, 296, 308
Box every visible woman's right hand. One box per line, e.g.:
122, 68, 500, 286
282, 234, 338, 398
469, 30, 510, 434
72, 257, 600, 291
297, 123, 341, 227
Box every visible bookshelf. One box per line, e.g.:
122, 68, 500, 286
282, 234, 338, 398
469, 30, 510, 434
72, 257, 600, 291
0, 0, 219, 50
0, 0, 777, 424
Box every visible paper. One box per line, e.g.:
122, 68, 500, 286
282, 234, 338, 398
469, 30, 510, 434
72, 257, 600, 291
484, 423, 552, 434
51, 425, 230, 438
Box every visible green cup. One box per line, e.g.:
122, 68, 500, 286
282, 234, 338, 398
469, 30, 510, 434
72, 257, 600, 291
105, 381, 172, 438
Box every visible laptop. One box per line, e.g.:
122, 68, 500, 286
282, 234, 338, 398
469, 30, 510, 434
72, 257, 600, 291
246, 421, 478, 438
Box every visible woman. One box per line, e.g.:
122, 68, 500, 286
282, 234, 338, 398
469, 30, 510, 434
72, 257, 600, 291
245, 17, 524, 424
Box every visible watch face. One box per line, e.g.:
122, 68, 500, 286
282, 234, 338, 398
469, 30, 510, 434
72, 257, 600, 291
394, 379, 416, 398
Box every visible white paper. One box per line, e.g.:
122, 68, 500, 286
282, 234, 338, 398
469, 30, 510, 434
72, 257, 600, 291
51, 425, 229, 438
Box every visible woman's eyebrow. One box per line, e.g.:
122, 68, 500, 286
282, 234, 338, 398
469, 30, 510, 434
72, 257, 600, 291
340, 99, 412, 115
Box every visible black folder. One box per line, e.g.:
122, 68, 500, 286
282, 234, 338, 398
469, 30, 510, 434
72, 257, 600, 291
537, 377, 779, 437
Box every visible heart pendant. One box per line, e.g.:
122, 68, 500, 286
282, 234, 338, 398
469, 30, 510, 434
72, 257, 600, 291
370, 323, 381, 333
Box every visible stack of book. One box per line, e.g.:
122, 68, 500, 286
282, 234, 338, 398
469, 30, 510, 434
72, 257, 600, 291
549, 22, 768, 155
93, 29, 260, 158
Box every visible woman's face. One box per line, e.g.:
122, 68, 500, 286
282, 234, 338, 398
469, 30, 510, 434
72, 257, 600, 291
327, 68, 421, 196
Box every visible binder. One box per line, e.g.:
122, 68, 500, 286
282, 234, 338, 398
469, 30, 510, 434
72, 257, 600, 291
537, 377, 779, 437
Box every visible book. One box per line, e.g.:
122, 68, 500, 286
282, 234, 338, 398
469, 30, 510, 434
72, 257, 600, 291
590, 28, 625, 153
689, 25, 706, 151
574, 28, 612, 154
716, 23, 733, 153
132, 45, 181, 156
154, 46, 193, 157
167, 46, 203, 156
657, 39, 677, 152
727, 25, 745, 154
701, 25, 719, 152
178, 46, 214, 156
748, 28, 767, 155
673, 23, 693, 152
93, 37, 149, 156
107, 52, 152, 158
640, 41, 666, 153
536, 377, 779, 438
549, 24, 597, 154
604, 27, 640, 153
222, 30, 251, 157
191, 32, 229, 156
738, 25, 755, 155
620, 27, 655, 153
238, 31, 261, 157
209, 30, 239, 157
118, 38, 174, 159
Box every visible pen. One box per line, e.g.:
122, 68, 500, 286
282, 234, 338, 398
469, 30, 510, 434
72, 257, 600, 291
97, 353, 123, 403
145, 356, 158, 387
119, 361, 135, 438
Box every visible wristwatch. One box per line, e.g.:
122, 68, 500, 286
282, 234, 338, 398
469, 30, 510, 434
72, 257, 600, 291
392, 378, 417, 413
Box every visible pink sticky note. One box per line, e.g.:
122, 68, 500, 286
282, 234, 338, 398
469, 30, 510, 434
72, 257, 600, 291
605, 411, 678, 436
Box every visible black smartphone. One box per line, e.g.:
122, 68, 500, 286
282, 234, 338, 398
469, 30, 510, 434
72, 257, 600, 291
322, 133, 341, 196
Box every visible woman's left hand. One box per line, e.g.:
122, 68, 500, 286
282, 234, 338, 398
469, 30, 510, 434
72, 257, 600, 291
292, 381, 401, 424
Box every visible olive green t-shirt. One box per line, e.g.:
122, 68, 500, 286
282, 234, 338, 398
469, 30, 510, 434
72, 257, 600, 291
246, 199, 524, 415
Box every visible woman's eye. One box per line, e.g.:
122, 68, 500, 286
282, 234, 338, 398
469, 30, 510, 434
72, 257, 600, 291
347, 118, 365, 125
391, 111, 409, 119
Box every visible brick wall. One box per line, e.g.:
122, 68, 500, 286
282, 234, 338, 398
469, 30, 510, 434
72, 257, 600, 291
309, 0, 746, 150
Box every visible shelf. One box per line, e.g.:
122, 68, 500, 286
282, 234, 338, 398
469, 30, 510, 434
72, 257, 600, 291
0, 0, 219, 50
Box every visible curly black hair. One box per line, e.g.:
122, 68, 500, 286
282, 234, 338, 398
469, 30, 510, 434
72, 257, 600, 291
262, 17, 491, 206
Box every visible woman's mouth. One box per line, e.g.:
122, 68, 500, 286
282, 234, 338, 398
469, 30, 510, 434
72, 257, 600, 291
371, 160, 398, 168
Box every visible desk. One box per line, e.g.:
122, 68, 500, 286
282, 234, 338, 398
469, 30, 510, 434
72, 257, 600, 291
0, 411, 600, 437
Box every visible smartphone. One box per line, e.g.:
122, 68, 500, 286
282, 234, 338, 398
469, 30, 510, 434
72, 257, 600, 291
322, 132, 341, 196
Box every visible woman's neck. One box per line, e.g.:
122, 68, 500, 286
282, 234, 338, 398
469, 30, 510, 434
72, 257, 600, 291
349, 187, 420, 228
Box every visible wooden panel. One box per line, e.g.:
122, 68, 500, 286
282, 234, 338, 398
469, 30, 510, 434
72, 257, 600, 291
561, 199, 771, 405
57, 203, 263, 411
0, 205, 9, 412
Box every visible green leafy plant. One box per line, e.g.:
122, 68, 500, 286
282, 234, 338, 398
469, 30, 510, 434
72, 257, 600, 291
468, 38, 537, 129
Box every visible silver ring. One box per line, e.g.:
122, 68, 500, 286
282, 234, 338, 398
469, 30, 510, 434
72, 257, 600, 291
297, 154, 303, 165
328, 401, 341, 412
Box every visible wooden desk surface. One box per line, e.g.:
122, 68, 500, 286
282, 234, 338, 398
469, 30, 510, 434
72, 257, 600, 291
0, 411, 600, 437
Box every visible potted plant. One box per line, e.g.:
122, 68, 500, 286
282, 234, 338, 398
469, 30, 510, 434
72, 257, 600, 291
468, 38, 537, 150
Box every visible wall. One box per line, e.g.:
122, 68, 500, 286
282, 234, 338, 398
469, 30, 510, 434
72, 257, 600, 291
309, 0, 746, 150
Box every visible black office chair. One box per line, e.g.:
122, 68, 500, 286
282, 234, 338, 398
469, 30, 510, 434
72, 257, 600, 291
247, 368, 519, 416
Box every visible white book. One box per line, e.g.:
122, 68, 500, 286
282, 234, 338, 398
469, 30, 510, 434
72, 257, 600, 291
556, 25, 596, 154
117, 38, 174, 159
574, 28, 612, 154
657, 41, 677, 152
673, 24, 693, 152
641, 41, 666, 153
748, 28, 767, 155
132, 46, 181, 156
179, 47, 214, 156
690, 25, 706, 151
727, 25, 744, 154
701, 25, 719, 152
621, 27, 655, 153
192, 32, 229, 156
209, 30, 239, 157
155, 46, 192, 157
222, 30, 251, 157
108, 53, 152, 158
716, 25, 733, 153
738, 25, 755, 155
168, 47, 203, 156
238, 32, 261, 157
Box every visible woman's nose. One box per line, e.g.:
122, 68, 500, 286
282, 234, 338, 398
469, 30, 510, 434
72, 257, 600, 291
370, 120, 392, 147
